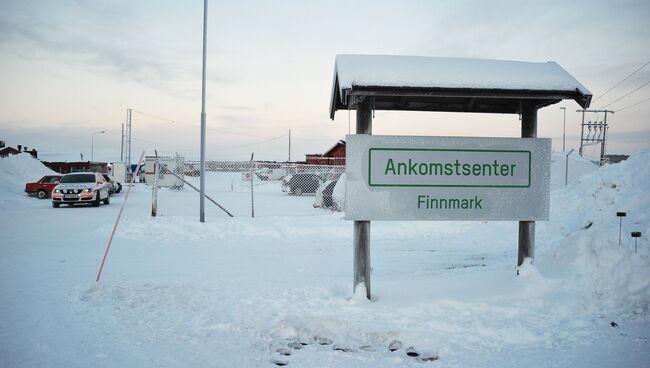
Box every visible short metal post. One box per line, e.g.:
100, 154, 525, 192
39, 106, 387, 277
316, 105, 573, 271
631, 232, 641, 253
617, 212, 626, 246
518, 101, 537, 269
354, 97, 372, 299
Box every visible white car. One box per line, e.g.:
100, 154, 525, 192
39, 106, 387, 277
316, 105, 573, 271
51, 172, 111, 208
254, 167, 288, 181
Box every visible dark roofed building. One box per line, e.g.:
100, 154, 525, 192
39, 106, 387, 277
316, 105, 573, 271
42, 161, 109, 174
305, 140, 346, 165
0, 146, 20, 158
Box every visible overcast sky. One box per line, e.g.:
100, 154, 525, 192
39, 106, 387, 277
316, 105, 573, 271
1, 0, 649, 163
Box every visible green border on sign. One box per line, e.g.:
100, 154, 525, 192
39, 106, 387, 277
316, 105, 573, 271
368, 148, 532, 188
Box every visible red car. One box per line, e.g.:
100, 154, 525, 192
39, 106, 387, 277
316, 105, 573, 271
25, 175, 63, 199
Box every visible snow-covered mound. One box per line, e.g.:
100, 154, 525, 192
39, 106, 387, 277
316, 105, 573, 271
1, 150, 648, 367
542, 149, 650, 317
0, 153, 58, 204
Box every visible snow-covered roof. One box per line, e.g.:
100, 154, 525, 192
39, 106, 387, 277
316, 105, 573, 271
330, 55, 592, 119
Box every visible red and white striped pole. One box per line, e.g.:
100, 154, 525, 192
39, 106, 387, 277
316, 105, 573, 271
96, 150, 145, 282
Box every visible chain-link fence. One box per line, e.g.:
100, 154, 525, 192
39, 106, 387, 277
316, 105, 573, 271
146, 154, 346, 217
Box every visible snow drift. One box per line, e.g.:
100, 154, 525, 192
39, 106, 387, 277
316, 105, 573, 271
0, 153, 58, 205
0, 150, 648, 367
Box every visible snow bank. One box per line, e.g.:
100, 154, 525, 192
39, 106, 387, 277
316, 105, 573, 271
2, 150, 649, 367
0, 153, 58, 205
541, 150, 650, 317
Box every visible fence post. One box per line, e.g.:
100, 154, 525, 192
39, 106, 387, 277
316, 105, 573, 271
250, 153, 255, 218
151, 151, 159, 217
565, 149, 574, 186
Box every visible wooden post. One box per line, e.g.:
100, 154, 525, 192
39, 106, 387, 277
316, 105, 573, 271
354, 97, 372, 299
518, 101, 537, 269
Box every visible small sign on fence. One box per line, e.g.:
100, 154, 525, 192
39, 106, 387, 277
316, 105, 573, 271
345, 135, 551, 221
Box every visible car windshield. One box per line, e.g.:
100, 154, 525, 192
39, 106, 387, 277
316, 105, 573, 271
60, 174, 95, 183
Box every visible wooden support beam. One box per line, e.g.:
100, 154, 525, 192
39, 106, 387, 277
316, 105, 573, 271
354, 97, 372, 299
518, 101, 537, 269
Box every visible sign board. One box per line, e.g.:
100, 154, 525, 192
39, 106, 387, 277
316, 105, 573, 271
345, 135, 551, 221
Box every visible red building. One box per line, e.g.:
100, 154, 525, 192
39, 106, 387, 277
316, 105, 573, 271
305, 140, 345, 165
41, 161, 109, 174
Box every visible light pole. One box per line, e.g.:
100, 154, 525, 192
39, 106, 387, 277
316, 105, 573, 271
560, 107, 566, 152
199, 0, 208, 223
91, 130, 106, 162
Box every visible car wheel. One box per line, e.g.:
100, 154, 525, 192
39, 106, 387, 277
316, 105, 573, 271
92, 194, 101, 207
37, 190, 48, 199
52, 202, 60, 208
294, 187, 303, 196
103, 195, 110, 205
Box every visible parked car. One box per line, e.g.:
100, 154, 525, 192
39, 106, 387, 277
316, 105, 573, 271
331, 173, 345, 211
254, 167, 288, 181
313, 179, 338, 209
281, 174, 293, 192
283, 173, 323, 195
51, 172, 110, 208
25, 175, 63, 199
184, 163, 200, 177
102, 174, 122, 195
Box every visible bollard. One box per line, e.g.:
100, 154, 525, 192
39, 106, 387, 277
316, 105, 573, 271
616, 211, 626, 246
631, 232, 641, 253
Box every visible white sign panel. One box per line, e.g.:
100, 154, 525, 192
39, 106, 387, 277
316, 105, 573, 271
345, 135, 551, 221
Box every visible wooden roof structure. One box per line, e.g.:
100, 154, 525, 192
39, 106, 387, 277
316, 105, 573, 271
330, 55, 592, 119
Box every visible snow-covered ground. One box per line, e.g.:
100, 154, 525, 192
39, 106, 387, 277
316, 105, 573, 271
1, 152, 649, 368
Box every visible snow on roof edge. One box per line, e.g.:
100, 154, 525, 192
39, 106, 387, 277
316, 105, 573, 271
333, 54, 592, 99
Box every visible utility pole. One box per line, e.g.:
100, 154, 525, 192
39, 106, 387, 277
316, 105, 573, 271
576, 109, 614, 165
120, 122, 124, 161
199, 0, 208, 223
125, 108, 132, 172
91, 131, 105, 162
288, 129, 291, 162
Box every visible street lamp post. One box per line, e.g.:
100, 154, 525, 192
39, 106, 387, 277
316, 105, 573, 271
199, 0, 208, 223
91, 130, 106, 162
560, 107, 566, 152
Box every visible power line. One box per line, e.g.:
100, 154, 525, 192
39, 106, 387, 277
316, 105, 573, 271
131, 109, 273, 139
602, 79, 650, 108
615, 96, 650, 112
593, 60, 650, 103
212, 134, 288, 151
